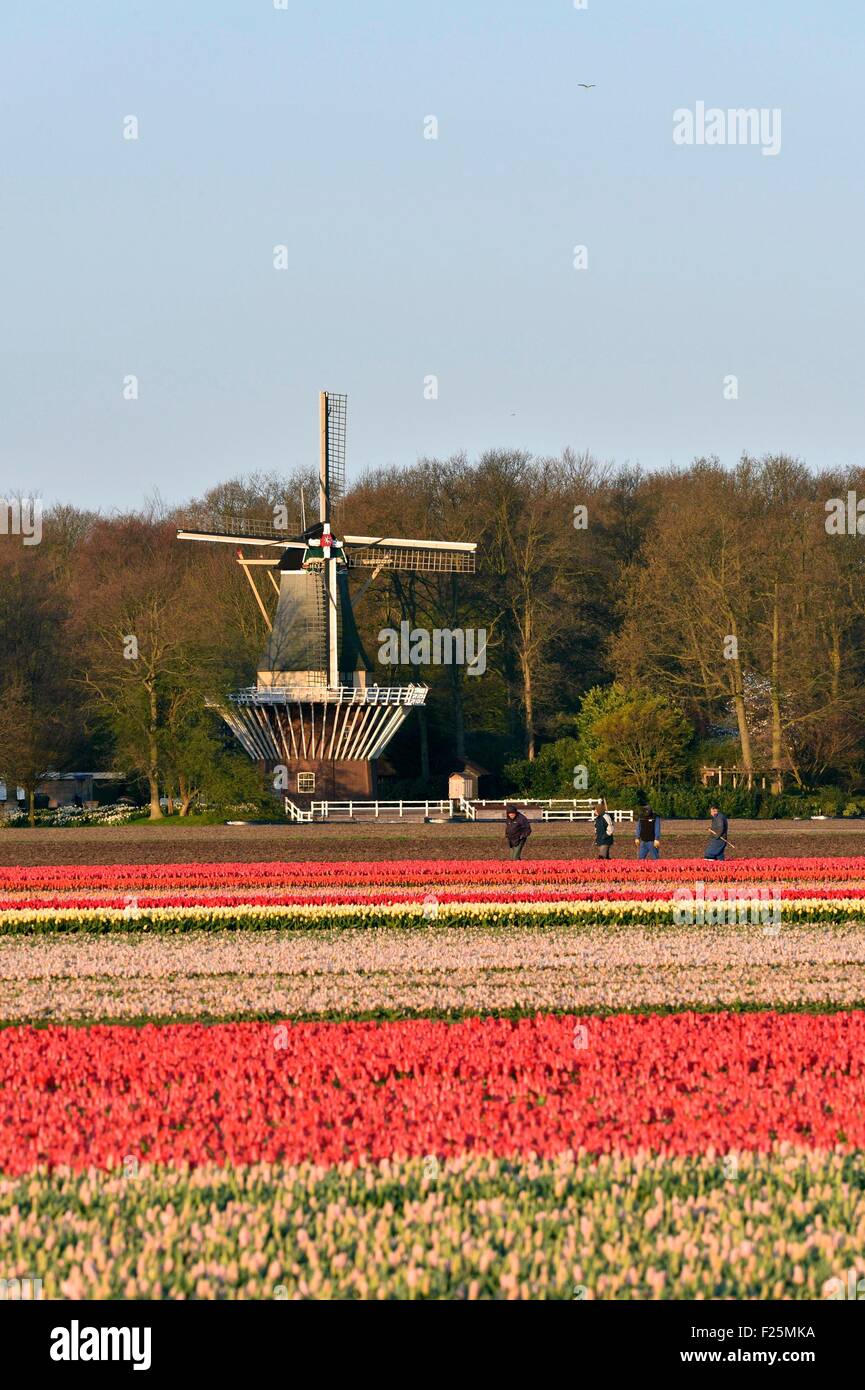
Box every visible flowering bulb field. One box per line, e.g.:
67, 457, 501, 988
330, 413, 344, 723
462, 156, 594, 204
2, 853, 865, 1300
3, 853, 865, 892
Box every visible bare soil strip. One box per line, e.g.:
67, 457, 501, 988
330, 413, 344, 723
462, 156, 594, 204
1, 819, 864, 866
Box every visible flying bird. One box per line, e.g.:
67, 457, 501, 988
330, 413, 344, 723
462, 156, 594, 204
578, 83, 595, 89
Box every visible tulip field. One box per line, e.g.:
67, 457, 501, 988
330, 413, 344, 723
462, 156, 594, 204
2, 853, 865, 1299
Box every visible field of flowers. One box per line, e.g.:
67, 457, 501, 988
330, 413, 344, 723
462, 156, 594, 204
1, 853, 865, 1299
3, 853, 865, 891
4, 1151, 865, 1300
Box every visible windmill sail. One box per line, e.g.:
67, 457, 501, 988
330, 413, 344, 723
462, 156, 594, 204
177, 515, 297, 547
343, 539, 476, 573
321, 391, 347, 519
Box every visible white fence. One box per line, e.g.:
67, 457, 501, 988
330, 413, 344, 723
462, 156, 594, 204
287, 798, 455, 822
234, 684, 428, 707
461, 798, 633, 823
283, 796, 633, 824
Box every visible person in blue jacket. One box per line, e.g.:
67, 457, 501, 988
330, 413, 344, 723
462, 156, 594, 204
705, 805, 729, 860
634, 804, 661, 859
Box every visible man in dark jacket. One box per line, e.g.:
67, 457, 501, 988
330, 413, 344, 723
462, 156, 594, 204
634, 805, 661, 860
505, 805, 532, 859
705, 805, 729, 860
591, 804, 614, 859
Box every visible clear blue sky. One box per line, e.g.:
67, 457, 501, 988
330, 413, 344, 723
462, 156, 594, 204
2, 1, 862, 510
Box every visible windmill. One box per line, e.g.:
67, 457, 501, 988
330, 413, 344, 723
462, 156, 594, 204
177, 391, 477, 801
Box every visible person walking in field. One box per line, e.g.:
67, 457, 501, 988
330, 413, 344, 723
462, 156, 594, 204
591, 802, 614, 859
635, 804, 661, 860
505, 805, 532, 860
705, 804, 729, 860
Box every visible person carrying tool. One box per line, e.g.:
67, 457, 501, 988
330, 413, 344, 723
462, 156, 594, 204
705, 804, 730, 860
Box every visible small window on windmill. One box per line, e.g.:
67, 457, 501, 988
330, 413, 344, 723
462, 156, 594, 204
297, 772, 315, 793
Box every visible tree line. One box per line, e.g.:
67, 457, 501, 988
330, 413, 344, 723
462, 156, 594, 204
2, 451, 865, 818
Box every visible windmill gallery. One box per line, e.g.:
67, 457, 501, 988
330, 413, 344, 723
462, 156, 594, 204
177, 391, 478, 800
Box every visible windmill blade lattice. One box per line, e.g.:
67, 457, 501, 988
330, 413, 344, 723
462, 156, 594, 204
323, 391, 347, 520
344, 544, 475, 574
177, 514, 295, 545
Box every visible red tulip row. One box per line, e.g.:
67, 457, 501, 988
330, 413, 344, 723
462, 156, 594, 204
3, 1011, 864, 1175
3, 884, 865, 913
2, 855, 865, 893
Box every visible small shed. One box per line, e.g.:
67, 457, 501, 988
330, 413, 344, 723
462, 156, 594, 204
448, 760, 489, 801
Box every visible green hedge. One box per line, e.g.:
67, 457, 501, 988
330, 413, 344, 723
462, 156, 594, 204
502, 772, 865, 820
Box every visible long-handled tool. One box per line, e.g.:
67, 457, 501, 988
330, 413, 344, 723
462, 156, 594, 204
710, 831, 735, 851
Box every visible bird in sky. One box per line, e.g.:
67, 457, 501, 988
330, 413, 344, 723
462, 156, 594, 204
578, 83, 595, 89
